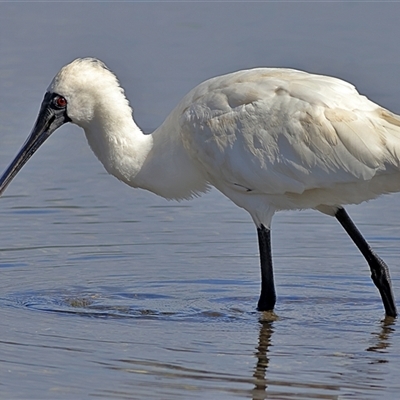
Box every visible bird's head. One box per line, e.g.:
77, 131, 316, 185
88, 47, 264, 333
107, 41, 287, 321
0, 58, 123, 196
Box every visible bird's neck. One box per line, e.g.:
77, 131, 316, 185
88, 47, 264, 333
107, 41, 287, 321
83, 100, 208, 200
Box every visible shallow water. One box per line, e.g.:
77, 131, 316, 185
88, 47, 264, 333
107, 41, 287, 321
1, 3, 400, 399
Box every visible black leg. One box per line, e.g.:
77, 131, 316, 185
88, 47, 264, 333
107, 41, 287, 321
257, 224, 276, 311
335, 207, 397, 317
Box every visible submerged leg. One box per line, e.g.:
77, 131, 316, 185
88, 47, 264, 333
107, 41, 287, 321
335, 207, 397, 317
257, 224, 276, 311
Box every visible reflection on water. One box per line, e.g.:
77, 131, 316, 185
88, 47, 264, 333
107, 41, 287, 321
252, 316, 342, 400
252, 318, 273, 399
367, 317, 395, 356
251, 319, 398, 400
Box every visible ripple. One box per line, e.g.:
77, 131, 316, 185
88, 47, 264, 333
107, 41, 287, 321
2, 287, 253, 323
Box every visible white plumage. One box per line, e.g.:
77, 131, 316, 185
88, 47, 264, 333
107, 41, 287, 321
179, 68, 400, 223
0, 58, 398, 316
53, 60, 400, 225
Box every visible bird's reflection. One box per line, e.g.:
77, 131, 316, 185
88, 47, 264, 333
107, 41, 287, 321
252, 312, 276, 399
251, 314, 396, 399
366, 316, 396, 356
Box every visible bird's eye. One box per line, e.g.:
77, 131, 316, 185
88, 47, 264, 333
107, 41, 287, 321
54, 95, 67, 108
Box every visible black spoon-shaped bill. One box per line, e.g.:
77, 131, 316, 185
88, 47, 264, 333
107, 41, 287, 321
0, 92, 70, 196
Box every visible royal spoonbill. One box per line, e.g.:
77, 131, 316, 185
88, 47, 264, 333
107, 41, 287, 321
0, 58, 398, 317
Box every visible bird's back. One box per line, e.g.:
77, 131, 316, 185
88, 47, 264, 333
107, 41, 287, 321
176, 68, 400, 210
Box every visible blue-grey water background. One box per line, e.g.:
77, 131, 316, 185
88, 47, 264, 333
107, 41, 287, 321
1, 3, 400, 399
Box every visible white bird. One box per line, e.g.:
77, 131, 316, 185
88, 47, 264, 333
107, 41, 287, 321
0, 58, 397, 317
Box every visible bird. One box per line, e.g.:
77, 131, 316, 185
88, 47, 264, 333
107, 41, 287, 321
0, 58, 398, 317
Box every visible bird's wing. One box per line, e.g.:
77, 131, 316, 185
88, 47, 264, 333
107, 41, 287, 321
179, 69, 400, 196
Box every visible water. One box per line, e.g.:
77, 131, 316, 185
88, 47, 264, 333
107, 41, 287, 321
1, 3, 400, 399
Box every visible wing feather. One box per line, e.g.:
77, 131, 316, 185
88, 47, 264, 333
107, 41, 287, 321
178, 68, 400, 197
